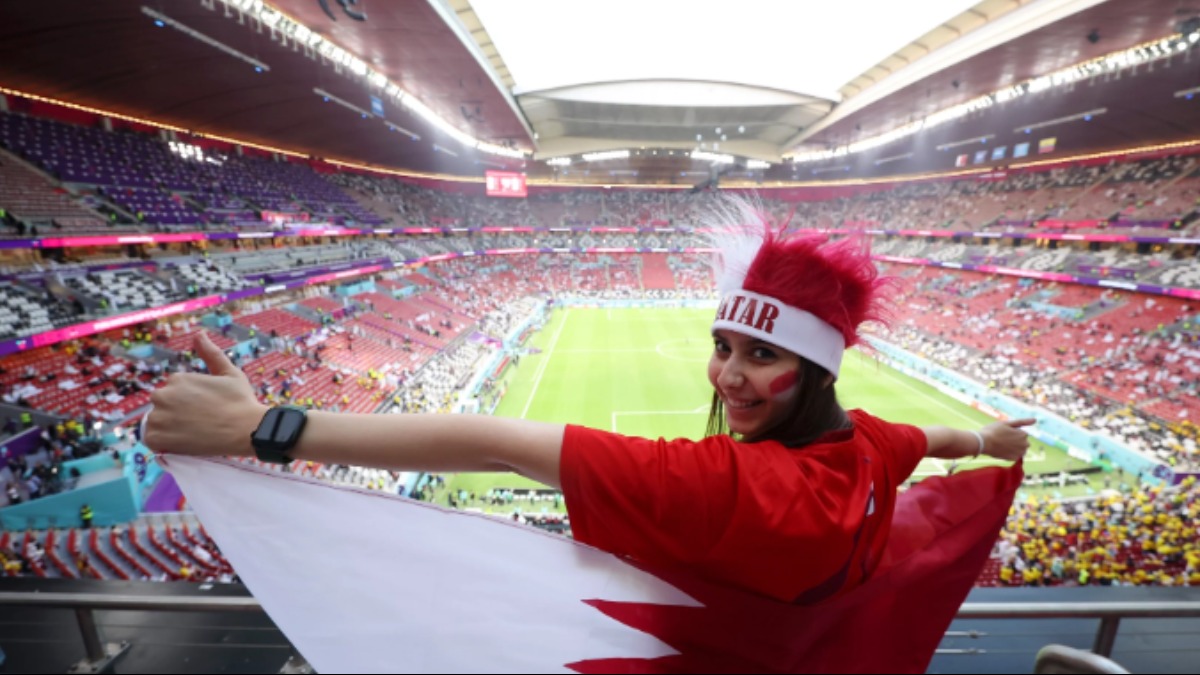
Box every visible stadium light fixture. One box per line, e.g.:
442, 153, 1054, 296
873, 152, 913, 166
786, 31, 1198, 164
143, 6, 270, 73
690, 150, 735, 164
212, 0, 530, 160
546, 157, 572, 166
582, 150, 631, 162
313, 88, 375, 119
1012, 109, 1106, 134
384, 121, 421, 141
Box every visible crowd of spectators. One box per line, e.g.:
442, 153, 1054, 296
984, 477, 1199, 587
3, 105, 1200, 252
1, 418, 101, 508
0, 249, 1197, 587
883, 266, 1199, 471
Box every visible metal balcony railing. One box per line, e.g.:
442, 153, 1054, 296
2, 592, 1198, 672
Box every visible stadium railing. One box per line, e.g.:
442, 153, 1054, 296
1, 591, 1197, 670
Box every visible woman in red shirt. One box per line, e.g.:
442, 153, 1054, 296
144, 203, 1031, 606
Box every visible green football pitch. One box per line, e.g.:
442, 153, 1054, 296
441, 307, 1097, 508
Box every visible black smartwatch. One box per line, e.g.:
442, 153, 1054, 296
250, 405, 308, 465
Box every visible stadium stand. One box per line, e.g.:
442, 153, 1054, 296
0, 152, 113, 234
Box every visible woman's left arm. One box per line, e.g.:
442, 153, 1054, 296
144, 333, 567, 487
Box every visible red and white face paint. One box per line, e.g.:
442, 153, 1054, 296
768, 371, 798, 399
708, 329, 803, 438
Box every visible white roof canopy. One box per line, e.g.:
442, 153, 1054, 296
469, 0, 982, 103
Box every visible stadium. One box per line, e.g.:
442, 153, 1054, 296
0, 0, 1199, 671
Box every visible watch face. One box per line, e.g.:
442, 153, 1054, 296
252, 409, 281, 446
253, 408, 305, 453
273, 409, 305, 444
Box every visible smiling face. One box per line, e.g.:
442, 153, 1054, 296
707, 328, 803, 439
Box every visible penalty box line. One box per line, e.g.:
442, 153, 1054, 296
612, 406, 709, 432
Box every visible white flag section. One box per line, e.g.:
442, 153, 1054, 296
163, 455, 699, 674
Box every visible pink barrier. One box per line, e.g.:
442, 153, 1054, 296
875, 255, 932, 265
1166, 287, 1200, 300
26, 296, 224, 349
484, 248, 541, 255
304, 265, 384, 286
1035, 232, 1129, 242
294, 228, 363, 237
897, 229, 957, 238
39, 232, 207, 248
975, 265, 1075, 282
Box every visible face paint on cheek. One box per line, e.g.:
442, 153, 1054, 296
768, 371, 798, 398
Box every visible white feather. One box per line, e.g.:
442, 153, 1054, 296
700, 196, 769, 295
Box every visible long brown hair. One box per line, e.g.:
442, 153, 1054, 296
705, 357, 850, 447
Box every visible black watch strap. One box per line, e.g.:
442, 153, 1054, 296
251, 405, 308, 464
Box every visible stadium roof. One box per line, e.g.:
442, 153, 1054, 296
0, 0, 1193, 183
465, 0, 978, 159
455, 0, 1147, 162
470, 0, 979, 101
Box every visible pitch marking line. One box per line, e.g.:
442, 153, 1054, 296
520, 309, 569, 419
868, 359, 1010, 432
927, 458, 950, 476
612, 408, 709, 432
557, 348, 657, 354
870, 360, 1052, 465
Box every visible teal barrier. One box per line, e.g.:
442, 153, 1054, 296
0, 470, 139, 530
1, 444, 162, 530
866, 337, 1168, 485
1028, 301, 1086, 321
63, 452, 119, 477
203, 312, 234, 328
336, 279, 375, 296
124, 344, 155, 359
228, 338, 259, 359
122, 444, 162, 508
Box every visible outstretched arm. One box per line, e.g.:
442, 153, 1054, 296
922, 418, 1034, 462
144, 333, 566, 488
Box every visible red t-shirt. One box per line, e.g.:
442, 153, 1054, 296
560, 409, 927, 603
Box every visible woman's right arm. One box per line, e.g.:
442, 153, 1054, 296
922, 418, 1034, 462
144, 333, 566, 488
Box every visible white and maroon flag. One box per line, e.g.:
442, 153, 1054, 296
162, 455, 695, 673
164, 455, 1021, 674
